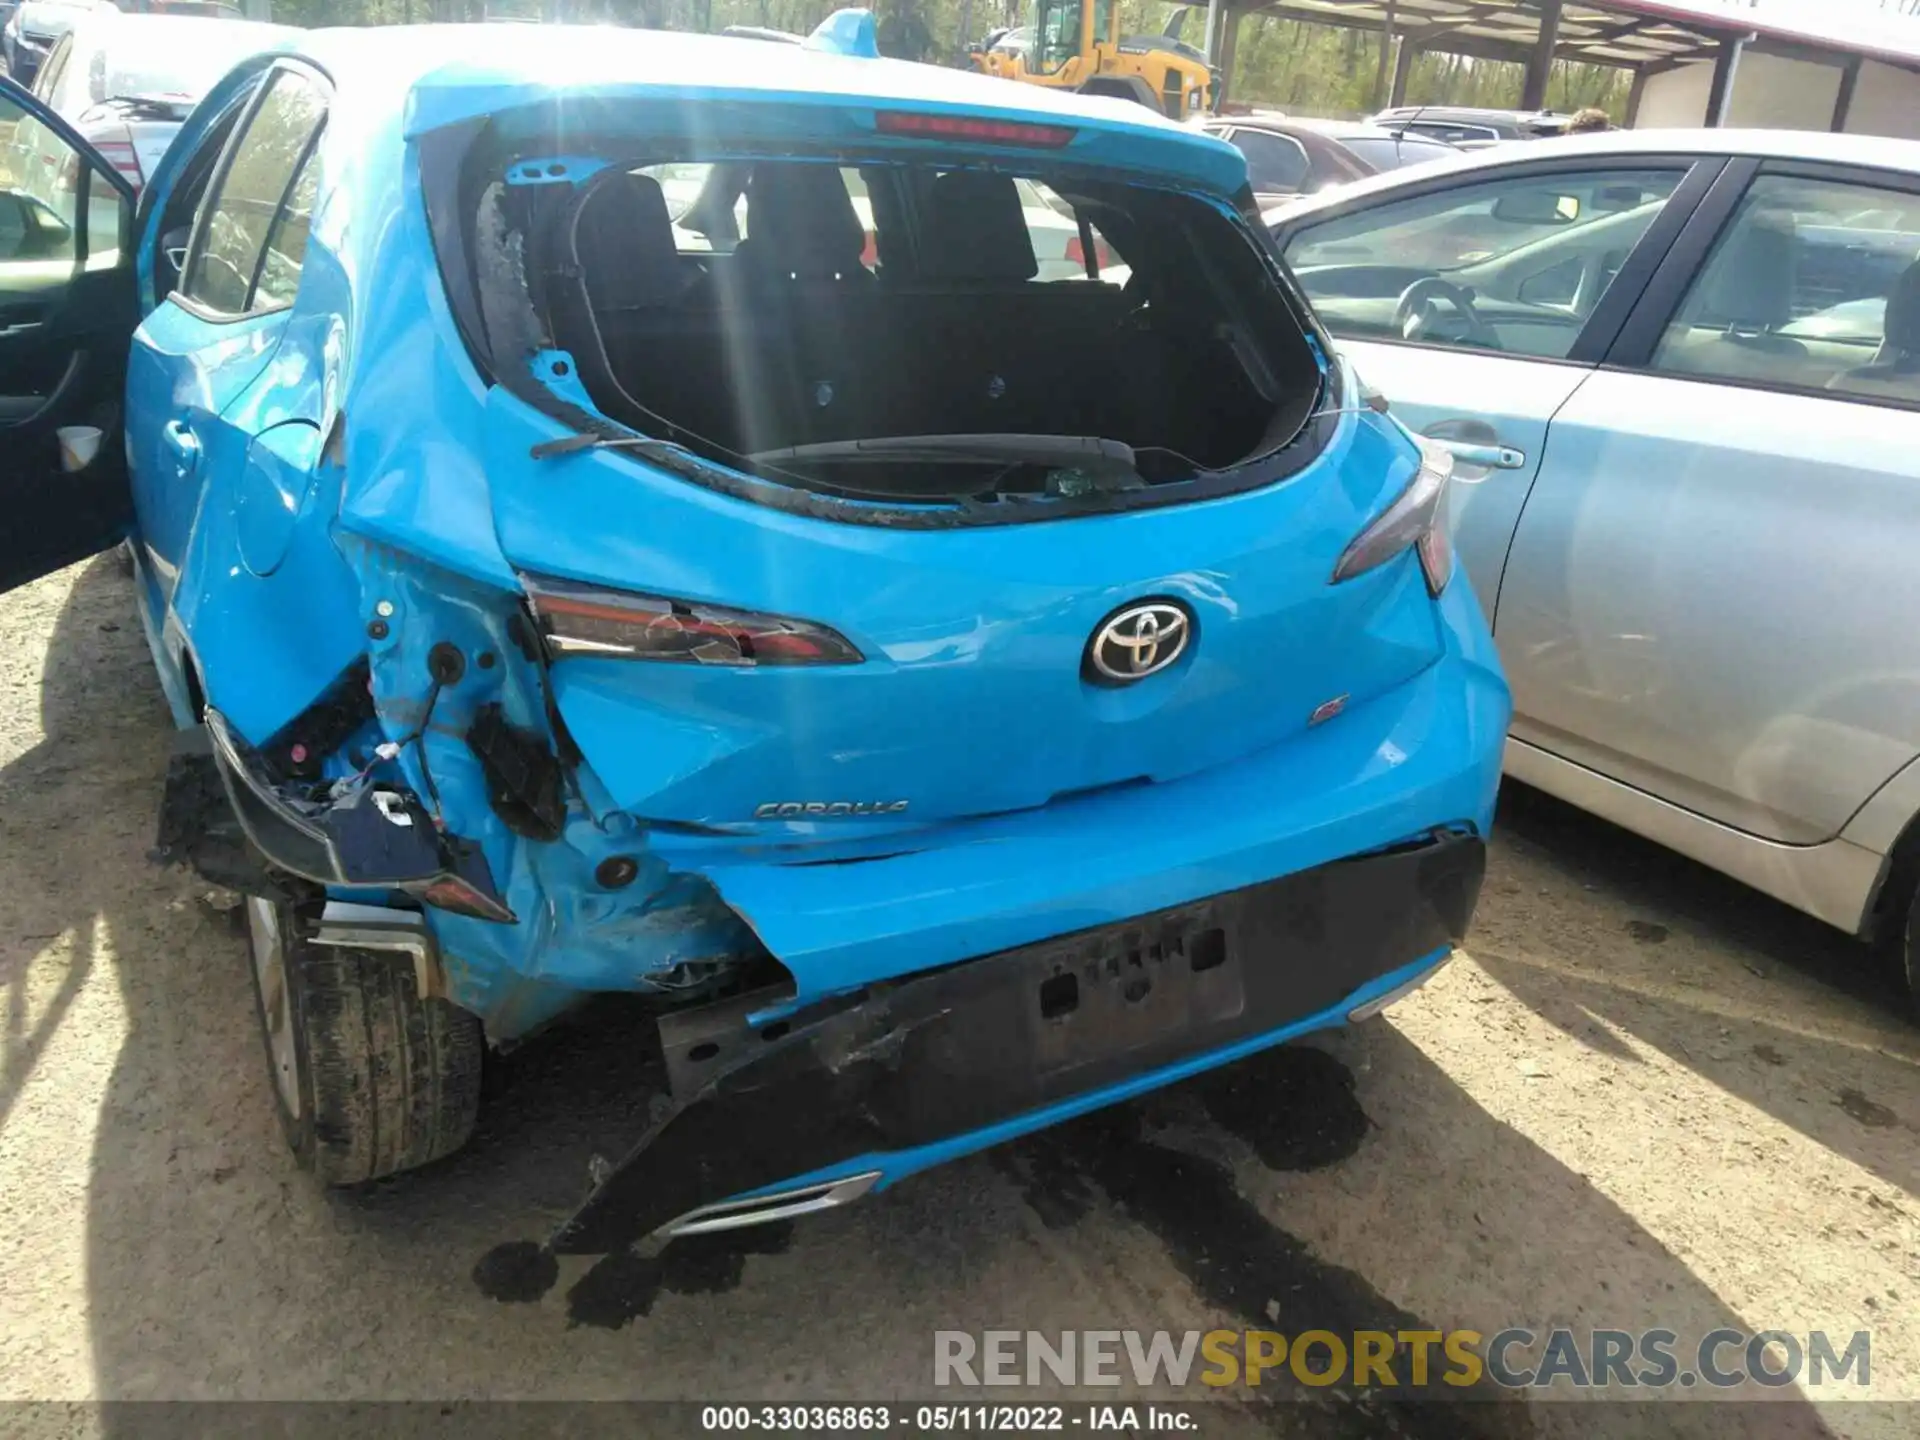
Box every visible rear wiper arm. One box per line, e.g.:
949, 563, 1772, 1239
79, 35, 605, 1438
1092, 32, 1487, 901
747, 433, 1146, 490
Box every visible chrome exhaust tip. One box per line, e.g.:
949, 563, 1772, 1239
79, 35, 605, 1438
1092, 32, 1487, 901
662, 1170, 884, 1238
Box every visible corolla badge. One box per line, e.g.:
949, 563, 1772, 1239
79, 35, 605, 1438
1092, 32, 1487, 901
1087, 601, 1193, 684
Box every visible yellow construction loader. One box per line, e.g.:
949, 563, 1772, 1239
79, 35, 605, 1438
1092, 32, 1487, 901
969, 2, 1215, 121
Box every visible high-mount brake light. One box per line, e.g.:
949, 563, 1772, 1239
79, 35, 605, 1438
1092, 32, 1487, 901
523, 576, 863, 667
874, 111, 1077, 148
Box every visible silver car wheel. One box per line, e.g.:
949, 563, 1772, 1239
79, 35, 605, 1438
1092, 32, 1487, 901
246, 896, 302, 1120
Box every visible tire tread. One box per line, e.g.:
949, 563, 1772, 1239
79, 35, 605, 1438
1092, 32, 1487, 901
293, 938, 482, 1185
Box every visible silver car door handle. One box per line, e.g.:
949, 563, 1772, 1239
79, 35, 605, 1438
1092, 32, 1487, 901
0, 321, 41, 337
1425, 438, 1526, 470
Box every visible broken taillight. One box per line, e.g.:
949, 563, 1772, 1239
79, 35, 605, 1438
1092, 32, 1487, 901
522, 575, 863, 667
416, 875, 516, 924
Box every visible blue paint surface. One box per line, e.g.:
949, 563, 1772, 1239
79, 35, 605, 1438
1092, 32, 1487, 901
110, 22, 1508, 1210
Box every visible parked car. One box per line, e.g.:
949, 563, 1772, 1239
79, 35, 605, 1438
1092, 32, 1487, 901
1268, 128, 1920, 1010
1204, 113, 1457, 205
2, 0, 85, 85
1369, 105, 1570, 149
8, 9, 294, 202
4, 0, 242, 87
981, 24, 1029, 58
0, 12, 1509, 1251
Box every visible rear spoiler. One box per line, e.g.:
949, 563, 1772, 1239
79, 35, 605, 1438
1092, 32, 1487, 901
805, 7, 880, 58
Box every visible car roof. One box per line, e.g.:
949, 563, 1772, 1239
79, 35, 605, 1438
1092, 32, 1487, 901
1225, 115, 1428, 144
1374, 106, 1557, 124
282, 23, 1246, 194
1262, 127, 1920, 223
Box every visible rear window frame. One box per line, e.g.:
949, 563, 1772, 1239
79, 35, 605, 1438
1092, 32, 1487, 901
430, 125, 1347, 531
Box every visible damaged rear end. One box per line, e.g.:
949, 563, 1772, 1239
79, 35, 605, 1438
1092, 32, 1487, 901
164, 42, 1508, 1252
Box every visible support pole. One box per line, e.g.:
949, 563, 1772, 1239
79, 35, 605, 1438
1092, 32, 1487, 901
1831, 56, 1861, 133
1520, 0, 1563, 112
1217, 6, 1240, 107
1704, 32, 1749, 127
1390, 36, 1416, 107
1625, 65, 1646, 127
1372, 0, 1397, 109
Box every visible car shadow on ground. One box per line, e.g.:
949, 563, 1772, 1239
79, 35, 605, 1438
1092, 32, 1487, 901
1482, 783, 1919, 1201
0, 561, 1846, 1436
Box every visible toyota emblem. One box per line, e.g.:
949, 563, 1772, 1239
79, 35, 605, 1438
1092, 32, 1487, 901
1087, 601, 1193, 684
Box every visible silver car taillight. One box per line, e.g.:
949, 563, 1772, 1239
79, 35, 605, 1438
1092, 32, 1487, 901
1330, 444, 1454, 595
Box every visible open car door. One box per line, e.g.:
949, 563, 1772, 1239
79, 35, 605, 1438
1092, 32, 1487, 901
0, 74, 137, 593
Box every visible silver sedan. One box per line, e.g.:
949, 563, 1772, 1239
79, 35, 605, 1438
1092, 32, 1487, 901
1268, 128, 1920, 1011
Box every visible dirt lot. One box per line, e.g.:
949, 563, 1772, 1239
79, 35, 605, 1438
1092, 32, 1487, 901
1, 557, 1916, 1438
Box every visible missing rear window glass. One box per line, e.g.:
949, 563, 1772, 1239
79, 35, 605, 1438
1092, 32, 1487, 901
475, 149, 1323, 512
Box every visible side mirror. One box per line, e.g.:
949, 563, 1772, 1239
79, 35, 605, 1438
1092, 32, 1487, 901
0, 186, 74, 260
1490, 190, 1581, 225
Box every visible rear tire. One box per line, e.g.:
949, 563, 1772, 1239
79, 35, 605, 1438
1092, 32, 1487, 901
1903, 883, 1920, 1022
245, 897, 483, 1184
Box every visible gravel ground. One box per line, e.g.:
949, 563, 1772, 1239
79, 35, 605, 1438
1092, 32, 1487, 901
1, 557, 1915, 1439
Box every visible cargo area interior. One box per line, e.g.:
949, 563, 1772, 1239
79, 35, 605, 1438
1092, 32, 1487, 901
521, 156, 1322, 499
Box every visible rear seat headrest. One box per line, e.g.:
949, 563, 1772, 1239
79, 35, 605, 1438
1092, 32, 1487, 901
1881, 255, 1920, 356
917, 171, 1038, 282
574, 172, 684, 311
742, 164, 869, 278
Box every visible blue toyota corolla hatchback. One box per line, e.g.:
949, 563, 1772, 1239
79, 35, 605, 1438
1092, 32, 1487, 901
0, 15, 1508, 1251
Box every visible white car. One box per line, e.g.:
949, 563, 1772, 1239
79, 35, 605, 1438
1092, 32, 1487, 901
8, 8, 292, 208
1268, 129, 1920, 1007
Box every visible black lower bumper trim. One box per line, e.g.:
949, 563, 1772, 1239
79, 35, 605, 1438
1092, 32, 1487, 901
551, 830, 1485, 1254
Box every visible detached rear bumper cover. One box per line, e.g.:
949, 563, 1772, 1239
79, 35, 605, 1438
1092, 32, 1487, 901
550, 829, 1483, 1254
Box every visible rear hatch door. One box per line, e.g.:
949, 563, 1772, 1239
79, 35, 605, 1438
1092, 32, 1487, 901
484, 389, 1443, 832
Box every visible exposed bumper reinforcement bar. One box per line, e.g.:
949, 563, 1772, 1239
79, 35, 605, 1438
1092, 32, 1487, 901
549, 829, 1485, 1255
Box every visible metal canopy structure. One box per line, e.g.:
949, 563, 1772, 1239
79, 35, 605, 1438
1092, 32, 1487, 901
1247, 0, 1730, 70
1215, 0, 1920, 127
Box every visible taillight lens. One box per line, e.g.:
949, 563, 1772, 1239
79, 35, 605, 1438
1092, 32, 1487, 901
89, 126, 144, 193
1064, 232, 1114, 269
523, 575, 863, 666
1331, 445, 1454, 595
415, 875, 516, 924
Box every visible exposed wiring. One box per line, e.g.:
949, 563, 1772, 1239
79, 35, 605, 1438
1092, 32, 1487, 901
405, 677, 446, 822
